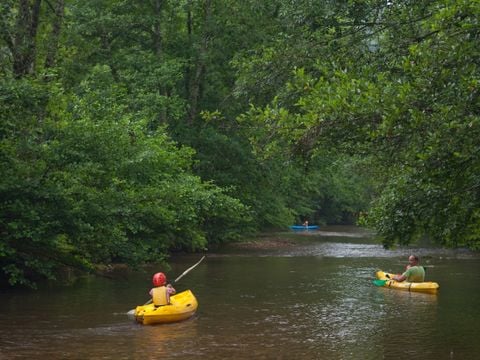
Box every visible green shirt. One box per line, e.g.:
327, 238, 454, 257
402, 266, 425, 282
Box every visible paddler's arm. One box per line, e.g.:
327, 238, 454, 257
167, 283, 176, 295
392, 273, 407, 282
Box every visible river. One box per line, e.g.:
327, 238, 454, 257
0, 226, 479, 359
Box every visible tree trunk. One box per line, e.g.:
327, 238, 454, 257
187, 0, 211, 124
152, 0, 167, 126
44, 0, 65, 70
185, 0, 193, 100
12, 0, 42, 78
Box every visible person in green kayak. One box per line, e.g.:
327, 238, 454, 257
150, 272, 176, 306
392, 255, 425, 282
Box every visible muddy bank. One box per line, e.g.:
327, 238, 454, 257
229, 226, 376, 250
229, 237, 298, 250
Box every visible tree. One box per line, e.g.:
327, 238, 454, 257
255, 0, 480, 249
0, 68, 252, 287
0, 0, 66, 77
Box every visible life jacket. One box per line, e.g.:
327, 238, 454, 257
152, 286, 168, 306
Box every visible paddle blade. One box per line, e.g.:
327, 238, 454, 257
373, 279, 388, 287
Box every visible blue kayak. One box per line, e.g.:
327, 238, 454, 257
289, 225, 319, 230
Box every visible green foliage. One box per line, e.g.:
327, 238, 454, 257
235, 103, 374, 227
0, 75, 251, 287
266, 0, 480, 249
363, 1, 480, 249
228, 0, 480, 249
176, 120, 294, 229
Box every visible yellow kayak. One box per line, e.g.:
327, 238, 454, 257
375, 270, 439, 294
134, 290, 198, 325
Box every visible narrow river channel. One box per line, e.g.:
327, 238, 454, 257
1, 226, 479, 359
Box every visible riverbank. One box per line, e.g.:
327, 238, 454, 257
228, 225, 376, 250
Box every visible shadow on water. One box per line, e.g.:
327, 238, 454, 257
0, 226, 479, 359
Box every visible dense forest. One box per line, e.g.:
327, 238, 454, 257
1, 0, 479, 287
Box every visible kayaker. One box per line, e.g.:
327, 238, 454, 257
392, 255, 425, 282
150, 272, 176, 306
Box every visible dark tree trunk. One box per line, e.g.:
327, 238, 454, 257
12, 0, 42, 78
187, 0, 211, 124
44, 0, 65, 69
152, 0, 167, 126
184, 0, 193, 101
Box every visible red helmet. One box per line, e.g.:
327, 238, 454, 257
152, 272, 167, 286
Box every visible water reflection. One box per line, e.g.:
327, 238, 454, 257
371, 290, 439, 358
130, 319, 200, 357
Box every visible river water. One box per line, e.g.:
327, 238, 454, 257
1, 226, 479, 359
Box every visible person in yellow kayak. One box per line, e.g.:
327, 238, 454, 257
392, 255, 425, 282
150, 272, 176, 306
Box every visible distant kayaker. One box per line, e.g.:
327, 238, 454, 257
392, 255, 425, 282
150, 272, 176, 306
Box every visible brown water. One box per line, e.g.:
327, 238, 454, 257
1, 226, 479, 359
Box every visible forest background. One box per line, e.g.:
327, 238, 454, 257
1, 0, 478, 287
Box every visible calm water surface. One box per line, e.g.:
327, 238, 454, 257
1, 226, 479, 359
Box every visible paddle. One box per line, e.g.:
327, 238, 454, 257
174, 256, 205, 283
127, 256, 205, 316
373, 273, 395, 286
373, 279, 388, 286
